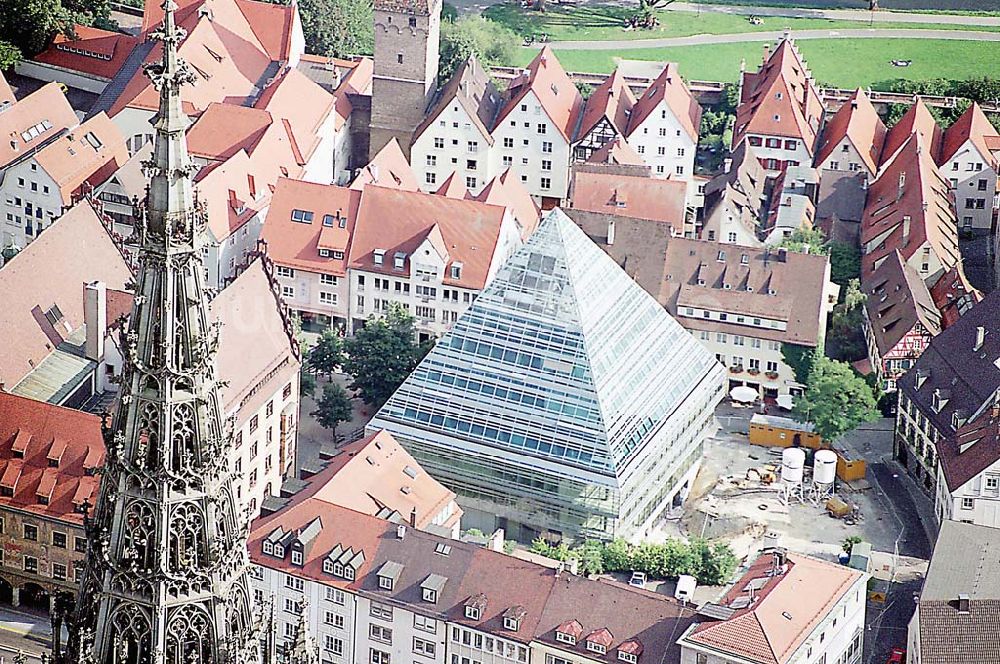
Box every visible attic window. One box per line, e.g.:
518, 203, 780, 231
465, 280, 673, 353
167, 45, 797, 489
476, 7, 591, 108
740, 254, 749, 265
465, 606, 481, 620
586, 643, 607, 655
374, 249, 385, 265
83, 132, 103, 149
292, 550, 303, 566
550, 83, 559, 96
717, 251, 726, 262
450, 262, 463, 280
333, 250, 345, 260
556, 632, 576, 645
291, 209, 314, 224
319, 249, 331, 258
618, 654, 637, 664
435, 542, 451, 556
323, 214, 335, 227
420, 574, 447, 603
273, 544, 284, 558
393, 252, 406, 270
503, 616, 521, 631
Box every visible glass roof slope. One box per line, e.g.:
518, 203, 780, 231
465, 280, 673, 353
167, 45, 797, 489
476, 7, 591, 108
372, 209, 721, 479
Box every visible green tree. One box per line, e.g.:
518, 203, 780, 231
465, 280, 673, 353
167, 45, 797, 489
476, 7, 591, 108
828, 241, 861, 290
439, 15, 518, 82
308, 329, 346, 379
298, 0, 373, 58
778, 227, 829, 256
342, 303, 431, 407
0, 40, 20, 69
781, 344, 817, 385
793, 355, 877, 442
311, 383, 354, 437
300, 370, 317, 400
576, 540, 604, 576
601, 538, 632, 572
0, 0, 71, 56
830, 279, 867, 361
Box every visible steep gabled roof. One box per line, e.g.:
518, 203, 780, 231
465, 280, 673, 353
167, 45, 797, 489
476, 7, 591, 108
626, 62, 701, 143
577, 67, 635, 139
880, 99, 942, 166
414, 55, 501, 146
351, 139, 420, 192
474, 168, 541, 240
939, 102, 999, 170
813, 89, 886, 175
32, 25, 140, 80
863, 250, 941, 357
929, 262, 982, 328
861, 132, 959, 279
495, 46, 584, 142
570, 170, 686, 228
733, 38, 822, 150
587, 136, 645, 166
938, 407, 1000, 492
253, 67, 337, 165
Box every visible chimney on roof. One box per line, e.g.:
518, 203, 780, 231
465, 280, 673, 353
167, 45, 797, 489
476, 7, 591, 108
487, 528, 506, 552
410, 506, 417, 527
897, 171, 906, 199
724, 157, 733, 174
397, 524, 406, 539
607, 218, 616, 246
902, 215, 911, 245
370, 164, 380, 182
958, 594, 970, 614
84, 281, 107, 363
975, 326, 986, 351
851, 98, 858, 110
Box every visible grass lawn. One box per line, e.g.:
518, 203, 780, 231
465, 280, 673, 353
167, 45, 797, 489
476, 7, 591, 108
506, 38, 1000, 88
692, 0, 1000, 12
483, 2, 1000, 40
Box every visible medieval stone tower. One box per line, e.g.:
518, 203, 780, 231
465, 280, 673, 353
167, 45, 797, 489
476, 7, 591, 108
369, 0, 441, 160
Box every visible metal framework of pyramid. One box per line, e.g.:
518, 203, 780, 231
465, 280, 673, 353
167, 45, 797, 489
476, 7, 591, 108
370, 209, 726, 540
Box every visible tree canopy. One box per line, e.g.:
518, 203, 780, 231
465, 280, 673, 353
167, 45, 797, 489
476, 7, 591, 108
0, 0, 113, 58
342, 304, 431, 407
777, 227, 829, 256
793, 354, 877, 442
312, 382, 354, 436
439, 15, 518, 82
298, 0, 373, 58
307, 329, 346, 379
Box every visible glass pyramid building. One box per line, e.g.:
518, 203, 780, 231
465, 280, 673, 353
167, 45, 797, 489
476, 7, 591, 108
369, 209, 726, 541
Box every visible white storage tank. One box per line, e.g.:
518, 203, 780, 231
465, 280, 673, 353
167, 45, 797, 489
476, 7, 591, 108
814, 449, 838, 485
675, 574, 697, 602
781, 447, 806, 484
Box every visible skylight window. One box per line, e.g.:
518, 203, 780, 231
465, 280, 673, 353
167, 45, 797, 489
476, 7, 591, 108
291, 209, 314, 224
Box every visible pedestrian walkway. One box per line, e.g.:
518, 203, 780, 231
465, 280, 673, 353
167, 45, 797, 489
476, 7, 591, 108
670, 1, 1000, 26
545, 26, 1000, 49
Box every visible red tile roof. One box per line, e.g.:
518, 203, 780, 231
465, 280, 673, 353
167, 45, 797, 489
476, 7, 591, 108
0, 392, 104, 524
0, 83, 78, 170
880, 99, 942, 166
33, 112, 129, 201
570, 170, 686, 228
435, 173, 469, 199
685, 553, 863, 664
415, 55, 501, 147
939, 102, 999, 170
0, 71, 14, 105
863, 250, 941, 358
861, 133, 960, 280
250, 475, 696, 658
348, 185, 509, 290
0, 203, 131, 388
813, 89, 886, 176
939, 407, 1000, 492
112, 0, 274, 116
578, 67, 635, 139
473, 169, 541, 240
733, 38, 822, 150
32, 25, 140, 80
351, 139, 420, 192
626, 62, 701, 143
254, 67, 337, 165
186, 103, 273, 161
307, 430, 460, 531
929, 262, 982, 329
262, 178, 359, 276
496, 46, 584, 142
587, 136, 645, 167
234, 0, 297, 62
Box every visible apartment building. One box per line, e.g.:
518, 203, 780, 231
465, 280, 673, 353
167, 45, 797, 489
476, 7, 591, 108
572, 68, 635, 164
249, 463, 697, 663
861, 250, 942, 392
938, 102, 999, 232
895, 290, 1000, 497
262, 178, 357, 331
677, 550, 866, 664
346, 186, 521, 340
733, 35, 823, 174
411, 55, 501, 194
813, 88, 886, 180
700, 143, 767, 246
0, 393, 103, 613
861, 132, 960, 283
489, 47, 583, 205
622, 63, 701, 197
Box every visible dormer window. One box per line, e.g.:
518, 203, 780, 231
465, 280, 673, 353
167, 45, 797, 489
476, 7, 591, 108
292, 550, 303, 566
504, 616, 520, 631
319, 249, 331, 258
503, 605, 526, 632
377, 560, 404, 591
394, 252, 406, 270
555, 620, 583, 646
465, 606, 481, 620
380, 576, 393, 590
586, 643, 606, 655
274, 545, 284, 558
618, 654, 636, 663
617, 640, 643, 662
291, 209, 313, 224
465, 593, 487, 620
556, 633, 576, 645
263, 541, 274, 555
333, 251, 345, 259
323, 214, 335, 227
374, 249, 385, 265
421, 574, 447, 604
450, 262, 463, 280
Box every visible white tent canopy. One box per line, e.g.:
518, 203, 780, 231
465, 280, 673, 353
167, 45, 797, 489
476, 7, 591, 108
730, 386, 759, 403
